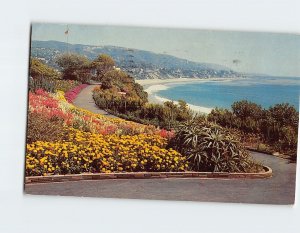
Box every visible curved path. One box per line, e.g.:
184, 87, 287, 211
25, 85, 297, 204
25, 152, 296, 204
72, 85, 118, 118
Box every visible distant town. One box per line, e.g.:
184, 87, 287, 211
31, 40, 244, 80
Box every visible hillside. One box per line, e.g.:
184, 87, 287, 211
31, 40, 242, 80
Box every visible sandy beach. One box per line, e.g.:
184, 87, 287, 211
136, 78, 235, 114
136, 77, 232, 87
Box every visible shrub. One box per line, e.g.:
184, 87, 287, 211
29, 77, 81, 93
208, 101, 298, 159
30, 58, 60, 80
93, 87, 194, 130
93, 89, 144, 113
29, 58, 71, 93
256, 143, 270, 152
54, 80, 81, 92
269, 103, 298, 128
29, 76, 56, 93
232, 100, 263, 121
169, 119, 263, 173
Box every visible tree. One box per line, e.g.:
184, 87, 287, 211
91, 54, 115, 80
101, 70, 120, 89
140, 103, 164, 121
30, 58, 60, 79
232, 100, 263, 120
208, 108, 236, 128
260, 103, 298, 151
56, 53, 91, 82
176, 100, 193, 122
101, 69, 133, 90
163, 101, 178, 129
268, 103, 298, 128
133, 82, 148, 102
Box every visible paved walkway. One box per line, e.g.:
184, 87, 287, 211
25, 152, 296, 204
72, 85, 118, 118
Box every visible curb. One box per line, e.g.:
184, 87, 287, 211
25, 166, 272, 184
246, 147, 291, 160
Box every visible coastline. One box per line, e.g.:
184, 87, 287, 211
136, 77, 235, 114
136, 77, 234, 87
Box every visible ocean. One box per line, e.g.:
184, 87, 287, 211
149, 76, 300, 113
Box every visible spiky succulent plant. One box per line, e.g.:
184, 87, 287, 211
169, 119, 261, 173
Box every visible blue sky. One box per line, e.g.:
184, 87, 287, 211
32, 23, 300, 77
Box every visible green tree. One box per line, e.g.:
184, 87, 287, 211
133, 82, 148, 102
232, 100, 263, 120
91, 54, 115, 80
268, 103, 298, 128
231, 100, 263, 133
163, 101, 178, 129
260, 103, 298, 154
208, 108, 236, 128
176, 100, 193, 122
56, 53, 91, 82
140, 103, 164, 121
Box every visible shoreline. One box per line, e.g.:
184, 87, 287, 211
136, 77, 235, 88
136, 77, 236, 114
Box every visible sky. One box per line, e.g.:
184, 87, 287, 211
31, 23, 300, 77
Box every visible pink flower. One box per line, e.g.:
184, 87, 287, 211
64, 84, 88, 103
158, 129, 175, 139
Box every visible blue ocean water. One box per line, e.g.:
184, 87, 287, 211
157, 76, 300, 111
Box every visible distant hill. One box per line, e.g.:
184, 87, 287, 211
31, 40, 242, 80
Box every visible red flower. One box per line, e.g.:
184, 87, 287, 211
158, 129, 175, 139
64, 84, 88, 103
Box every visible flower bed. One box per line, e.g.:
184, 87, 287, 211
28, 89, 168, 136
26, 89, 181, 176
26, 128, 187, 176
64, 84, 88, 103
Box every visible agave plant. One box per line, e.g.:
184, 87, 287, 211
169, 119, 261, 173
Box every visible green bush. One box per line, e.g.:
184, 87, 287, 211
208, 108, 236, 128
169, 119, 263, 173
30, 58, 60, 80
29, 77, 81, 93
54, 80, 81, 92
29, 76, 56, 93
29, 57, 80, 93
257, 143, 270, 153
232, 100, 263, 121
208, 100, 298, 159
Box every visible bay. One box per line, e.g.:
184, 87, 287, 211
157, 76, 300, 111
